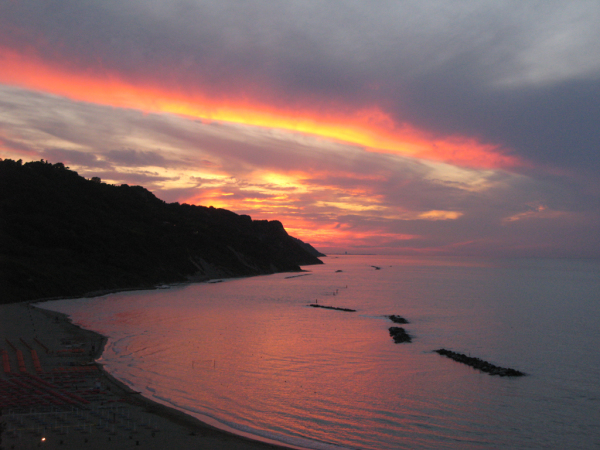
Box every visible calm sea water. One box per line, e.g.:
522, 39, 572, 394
41, 256, 600, 449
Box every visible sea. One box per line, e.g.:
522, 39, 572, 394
40, 255, 600, 449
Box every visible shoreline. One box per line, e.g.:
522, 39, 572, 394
1, 297, 305, 450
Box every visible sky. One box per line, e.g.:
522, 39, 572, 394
1, 1, 599, 257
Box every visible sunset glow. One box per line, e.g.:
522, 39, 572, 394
0, 48, 518, 170
1, 0, 598, 257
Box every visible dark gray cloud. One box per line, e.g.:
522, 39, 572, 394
41, 149, 111, 169
105, 149, 168, 168
98, 169, 178, 187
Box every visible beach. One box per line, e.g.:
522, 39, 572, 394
0, 301, 295, 450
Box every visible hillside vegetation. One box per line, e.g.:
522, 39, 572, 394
0, 159, 323, 303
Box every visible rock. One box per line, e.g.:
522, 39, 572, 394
389, 327, 412, 343
388, 315, 409, 324
308, 304, 356, 312
434, 349, 525, 377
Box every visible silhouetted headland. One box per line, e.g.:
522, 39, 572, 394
0, 159, 324, 304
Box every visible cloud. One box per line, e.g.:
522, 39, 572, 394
417, 211, 463, 221
104, 149, 168, 168
502, 204, 571, 223
41, 149, 111, 169
1, 1, 596, 175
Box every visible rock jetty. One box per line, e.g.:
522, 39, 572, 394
434, 349, 525, 377
388, 315, 409, 324
389, 327, 412, 343
309, 304, 356, 312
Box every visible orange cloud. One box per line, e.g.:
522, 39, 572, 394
417, 210, 463, 221
0, 47, 520, 170
178, 185, 404, 250
502, 204, 570, 223
281, 220, 420, 251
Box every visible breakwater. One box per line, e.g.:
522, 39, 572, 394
308, 304, 356, 312
434, 349, 525, 377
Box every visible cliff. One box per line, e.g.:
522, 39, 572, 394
0, 159, 323, 303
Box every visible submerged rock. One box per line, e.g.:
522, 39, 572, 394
434, 349, 525, 377
389, 327, 412, 343
388, 315, 409, 324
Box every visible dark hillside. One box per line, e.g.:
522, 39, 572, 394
0, 159, 323, 303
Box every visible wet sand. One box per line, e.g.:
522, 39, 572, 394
0, 301, 297, 450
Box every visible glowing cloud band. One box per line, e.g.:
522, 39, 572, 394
0, 48, 520, 170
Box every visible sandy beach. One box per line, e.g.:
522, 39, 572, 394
0, 301, 296, 450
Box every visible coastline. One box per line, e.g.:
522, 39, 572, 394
0, 298, 303, 450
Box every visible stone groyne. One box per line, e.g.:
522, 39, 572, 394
434, 349, 525, 377
309, 304, 356, 312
